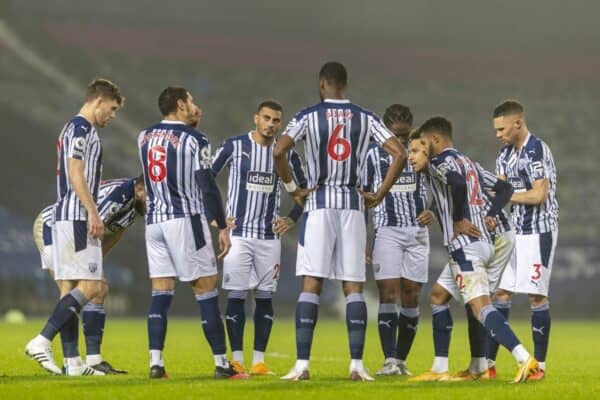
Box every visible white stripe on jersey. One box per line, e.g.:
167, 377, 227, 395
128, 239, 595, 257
363, 143, 427, 228
474, 163, 512, 235
44, 179, 137, 233
213, 133, 305, 240
139, 120, 210, 224
496, 133, 558, 234
428, 148, 492, 252
55, 115, 103, 221
283, 99, 393, 212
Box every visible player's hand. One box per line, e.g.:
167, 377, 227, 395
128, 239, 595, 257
484, 216, 497, 232
453, 218, 481, 239
88, 210, 104, 239
226, 216, 237, 230
272, 217, 294, 235
417, 210, 435, 226
217, 228, 231, 260
291, 186, 317, 207
361, 190, 383, 209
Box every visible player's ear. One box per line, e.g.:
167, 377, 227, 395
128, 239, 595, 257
253, 113, 259, 126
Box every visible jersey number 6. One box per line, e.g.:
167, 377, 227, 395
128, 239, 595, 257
327, 124, 351, 161
148, 145, 167, 182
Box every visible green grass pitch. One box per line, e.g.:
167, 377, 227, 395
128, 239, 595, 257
0, 319, 598, 399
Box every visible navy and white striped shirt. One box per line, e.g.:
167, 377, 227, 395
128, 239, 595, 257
42, 178, 138, 243
428, 148, 492, 252
138, 120, 210, 225
363, 142, 427, 228
55, 115, 103, 221
475, 163, 512, 235
283, 99, 393, 212
496, 133, 558, 234
212, 132, 307, 240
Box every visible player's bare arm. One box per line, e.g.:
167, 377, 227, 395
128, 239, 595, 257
101, 229, 125, 255
274, 135, 316, 206
511, 178, 549, 205
363, 136, 406, 208
67, 158, 104, 239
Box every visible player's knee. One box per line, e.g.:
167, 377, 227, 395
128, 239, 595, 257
429, 284, 450, 306
400, 280, 421, 307
77, 280, 103, 300
528, 294, 548, 308
342, 281, 363, 297
492, 289, 513, 302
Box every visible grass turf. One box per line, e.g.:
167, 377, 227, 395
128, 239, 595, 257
0, 318, 597, 399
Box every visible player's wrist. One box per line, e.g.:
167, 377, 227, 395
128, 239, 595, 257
283, 179, 297, 193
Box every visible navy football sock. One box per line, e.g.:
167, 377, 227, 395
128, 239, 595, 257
432, 304, 453, 357
196, 289, 226, 355
480, 304, 520, 352
396, 306, 419, 361
346, 293, 367, 360
225, 291, 246, 353
531, 302, 551, 364
41, 288, 87, 341
485, 299, 510, 362
82, 302, 105, 356
377, 303, 398, 359
147, 290, 173, 351
295, 292, 319, 360
254, 291, 274, 352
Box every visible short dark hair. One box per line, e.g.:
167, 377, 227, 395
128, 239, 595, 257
408, 128, 422, 141
382, 104, 413, 128
419, 116, 453, 138
319, 61, 348, 88
158, 86, 189, 116
493, 100, 524, 118
257, 99, 283, 114
85, 78, 123, 105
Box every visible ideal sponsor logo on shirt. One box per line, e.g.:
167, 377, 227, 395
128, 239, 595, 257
246, 171, 275, 193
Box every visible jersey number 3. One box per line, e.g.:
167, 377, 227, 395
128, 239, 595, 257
327, 124, 351, 161
148, 145, 167, 182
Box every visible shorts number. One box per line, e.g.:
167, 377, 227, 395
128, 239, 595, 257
531, 263, 542, 280
466, 170, 484, 206
148, 145, 167, 182
455, 273, 466, 291
327, 124, 351, 161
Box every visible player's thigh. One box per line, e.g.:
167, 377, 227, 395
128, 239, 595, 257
164, 216, 217, 282
145, 221, 177, 279
372, 226, 404, 281
296, 210, 336, 279
513, 230, 557, 296
435, 263, 460, 302
488, 231, 515, 292
53, 220, 102, 281
223, 236, 254, 290
334, 209, 367, 282
448, 241, 493, 304
401, 226, 429, 284
250, 238, 281, 292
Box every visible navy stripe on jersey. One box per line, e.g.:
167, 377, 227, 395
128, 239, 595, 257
496, 133, 558, 234
138, 121, 210, 224
474, 163, 512, 234
283, 99, 393, 211
212, 132, 306, 240
43, 178, 138, 234
363, 142, 427, 228
55, 115, 103, 221
428, 148, 491, 252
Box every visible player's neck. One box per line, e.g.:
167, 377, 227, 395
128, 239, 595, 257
78, 105, 96, 126
514, 129, 529, 150
251, 130, 274, 146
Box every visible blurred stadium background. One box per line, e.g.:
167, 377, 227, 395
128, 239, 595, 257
1, 0, 598, 318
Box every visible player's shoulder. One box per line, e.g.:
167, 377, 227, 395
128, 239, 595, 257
348, 102, 379, 119
227, 132, 251, 144
101, 177, 135, 191
366, 141, 380, 155
497, 144, 512, 159
292, 102, 323, 119
525, 133, 552, 156
68, 115, 93, 136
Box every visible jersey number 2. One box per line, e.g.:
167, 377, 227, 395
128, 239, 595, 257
327, 124, 351, 161
148, 145, 167, 182
466, 170, 484, 206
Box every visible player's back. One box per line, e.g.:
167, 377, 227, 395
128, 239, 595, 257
138, 120, 208, 224
283, 99, 391, 212
428, 148, 491, 251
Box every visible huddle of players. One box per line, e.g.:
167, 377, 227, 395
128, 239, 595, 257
26, 61, 558, 383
